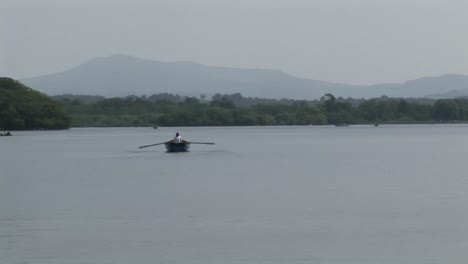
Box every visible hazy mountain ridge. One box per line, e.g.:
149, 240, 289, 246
21, 54, 468, 99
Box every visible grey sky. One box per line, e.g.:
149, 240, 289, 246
2, 0, 468, 84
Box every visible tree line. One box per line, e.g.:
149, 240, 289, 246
3, 77, 468, 130
55, 92, 468, 127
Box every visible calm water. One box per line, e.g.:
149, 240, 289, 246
1, 125, 468, 264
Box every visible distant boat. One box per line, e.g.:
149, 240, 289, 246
0, 131, 12, 136
165, 142, 190, 152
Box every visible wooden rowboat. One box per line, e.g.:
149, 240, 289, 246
165, 142, 190, 152
139, 141, 213, 151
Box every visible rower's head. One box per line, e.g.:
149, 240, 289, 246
176, 132, 180, 137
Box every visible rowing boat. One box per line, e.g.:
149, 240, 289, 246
165, 142, 190, 152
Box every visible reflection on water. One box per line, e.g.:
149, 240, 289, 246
1, 125, 468, 264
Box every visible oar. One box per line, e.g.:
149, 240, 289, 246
138, 142, 167, 149
188, 142, 215, 145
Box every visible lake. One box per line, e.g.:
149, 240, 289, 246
1, 125, 468, 264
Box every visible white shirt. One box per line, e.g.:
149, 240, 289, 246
174, 135, 183, 143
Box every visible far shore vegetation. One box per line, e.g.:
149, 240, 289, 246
0, 78, 70, 130
55, 92, 468, 128
2, 78, 468, 130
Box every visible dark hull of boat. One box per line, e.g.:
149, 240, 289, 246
165, 142, 190, 152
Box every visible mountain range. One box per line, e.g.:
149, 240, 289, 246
20, 54, 468, 99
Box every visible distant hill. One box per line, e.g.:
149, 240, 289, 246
20, 54, 468, 99
426, 88, 468, 99
374, 74, 468, 99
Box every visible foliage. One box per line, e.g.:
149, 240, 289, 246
47, 92, 468, 127
0, 78, 71, 130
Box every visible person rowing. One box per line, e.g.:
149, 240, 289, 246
170, 132, 187, 144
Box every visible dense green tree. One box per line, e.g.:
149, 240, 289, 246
433, 99, 462, 121
0, 78, 70, 130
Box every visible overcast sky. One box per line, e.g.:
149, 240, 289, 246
2, 0, 468, 84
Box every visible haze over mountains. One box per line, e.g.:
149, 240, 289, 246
21, 54, 468, 99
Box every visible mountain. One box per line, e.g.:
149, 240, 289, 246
369, 74, 468, 99
20, 54, 350, 99
426, 88, 468, 99
20, 54, 468, 99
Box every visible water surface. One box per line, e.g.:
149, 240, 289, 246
1, 125, 468, 264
